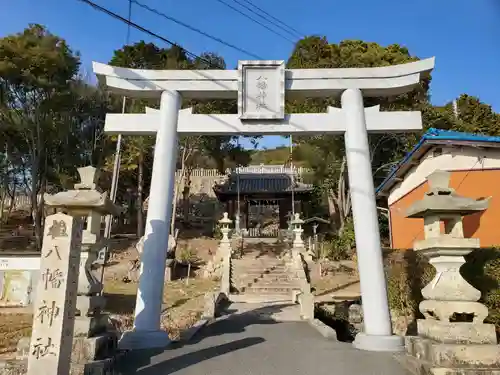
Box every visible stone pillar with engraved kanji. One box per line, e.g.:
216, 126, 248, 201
27, 213, 82, 375
43, 166, 122, 364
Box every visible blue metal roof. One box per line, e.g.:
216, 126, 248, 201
375, 128, 500, 196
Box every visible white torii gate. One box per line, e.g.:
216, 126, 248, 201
93, 58, 435, 352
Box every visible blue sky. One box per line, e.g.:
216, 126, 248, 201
1, 0, 499, 149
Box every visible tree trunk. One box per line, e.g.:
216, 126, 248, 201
30, 151, 42, 249
171, 145, 189, 235
182, 168, 192, 223
0, 189, 5, 226
136, 151, 144, 237
5, 182, 16, 224
171, 168, 183, 235
33, 175, 46, 251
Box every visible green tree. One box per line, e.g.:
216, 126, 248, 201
454, 94, 500, 135
287, 37, 429, 237
0, 24, 82, 247
0, 24, 115, 246
106, 42, 252, 236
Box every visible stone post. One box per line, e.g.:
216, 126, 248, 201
27, 213, 82, 375
342, 88, 403, 352
120, 90, 181, 350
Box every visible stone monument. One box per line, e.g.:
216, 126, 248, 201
44, 166, 122, 362
404, 170, 499, 374
26, 213, 82, 375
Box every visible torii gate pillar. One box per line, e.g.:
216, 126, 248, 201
342, 89, 399, 351
94, 58, 434, 352
119, 90, 181, 349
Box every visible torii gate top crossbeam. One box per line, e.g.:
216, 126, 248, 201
92, 58, 435, 100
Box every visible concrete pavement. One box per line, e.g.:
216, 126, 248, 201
116, 303, 410, 375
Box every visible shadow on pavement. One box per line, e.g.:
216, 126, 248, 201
115, 302, 290, 374
117, 337, 265, 375
184, 302, 293, 346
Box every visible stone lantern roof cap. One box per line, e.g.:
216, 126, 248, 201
219, 212, 232, 225
44, 165, 123, 216
405, 170, 490, 218
44, 190, 123, 216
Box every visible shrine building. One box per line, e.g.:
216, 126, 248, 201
213, 165, 313, 237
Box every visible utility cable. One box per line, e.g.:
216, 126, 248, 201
128, 0, 263, 59
77, 0, 222, 68
228, 0, 302, 39
99, 0, 134, 290
212, 0, 295, 43
237, 0, 304, 39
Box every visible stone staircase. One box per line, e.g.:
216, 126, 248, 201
229, 252, 302, 303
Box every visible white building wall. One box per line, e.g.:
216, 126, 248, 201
388, 146, 500, 205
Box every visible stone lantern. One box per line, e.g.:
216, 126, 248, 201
404, 170, 499, 373
218, 212, 232, 253
44, 166, 122, 338
218, 212, 233, 295
291, 213, 304, 249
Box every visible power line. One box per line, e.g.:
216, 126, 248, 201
77, 0, 222, 68
212, 0, 296, 43
238, 0, 303, 38
229, 0, 303, 39
129, 0, 262, 59
125, 0, 133, 44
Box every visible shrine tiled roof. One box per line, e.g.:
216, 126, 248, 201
213, 174, 313, 194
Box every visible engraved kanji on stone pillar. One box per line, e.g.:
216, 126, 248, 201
27, 213, 82, 375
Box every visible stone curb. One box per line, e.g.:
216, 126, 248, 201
178, 318, 210, 343
308, 318, 338, 340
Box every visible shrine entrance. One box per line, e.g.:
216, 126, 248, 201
93, 57, 434, 352
246, 199, 280, 238
213, 165, 313, 238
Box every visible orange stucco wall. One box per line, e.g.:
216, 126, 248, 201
390, 169, 500, 249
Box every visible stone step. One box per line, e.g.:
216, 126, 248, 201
233, 258, 287, 263
232, 260, 285, 266
233, 275, 293, 282
394, 353, 500, 375
232, 265, 288, 272
233, 280, 299, 288
232, 274, 300, 282
238, 284, 300, 294
229, 293, 293, 304
232, 269, 296, 275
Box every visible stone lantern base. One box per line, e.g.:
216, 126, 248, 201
402, 302, 500, 374
404, 336, 500, 375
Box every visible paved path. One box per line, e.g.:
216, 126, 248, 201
117, 303, 410, 375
